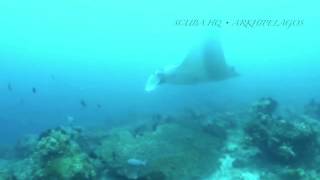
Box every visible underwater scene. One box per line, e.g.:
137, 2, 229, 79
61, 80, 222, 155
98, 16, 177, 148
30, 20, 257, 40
0, 0, 320, 179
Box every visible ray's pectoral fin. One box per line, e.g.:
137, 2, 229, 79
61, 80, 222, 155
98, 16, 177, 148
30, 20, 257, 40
202, 41, 239, 80
145, 70, 165, 92
202, 41, 229, 77
144, 39, 239, 92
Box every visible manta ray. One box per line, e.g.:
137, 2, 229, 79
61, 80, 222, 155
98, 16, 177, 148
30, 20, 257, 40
145, 40, 239, 92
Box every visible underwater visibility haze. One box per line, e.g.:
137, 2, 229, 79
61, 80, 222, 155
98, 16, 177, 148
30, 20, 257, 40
0, 0, 320, 179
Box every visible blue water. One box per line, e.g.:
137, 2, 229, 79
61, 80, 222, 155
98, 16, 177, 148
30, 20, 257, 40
0, 0, 320, 144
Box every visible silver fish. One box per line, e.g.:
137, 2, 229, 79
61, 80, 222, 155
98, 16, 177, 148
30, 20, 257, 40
127, 158, 147, 166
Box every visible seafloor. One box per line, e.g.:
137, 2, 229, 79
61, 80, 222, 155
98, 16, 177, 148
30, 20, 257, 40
1, 97, 320, 180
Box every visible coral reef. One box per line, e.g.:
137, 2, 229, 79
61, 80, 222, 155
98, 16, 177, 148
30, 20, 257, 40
250, 97, 278, 120
304, 99, 320, 119
3, 127, 97, 180
34, 127, 97, 179
1, 97, 320, 179
245, 117, 319, 165
95, 121, 223, 179
245, 98, 320, 166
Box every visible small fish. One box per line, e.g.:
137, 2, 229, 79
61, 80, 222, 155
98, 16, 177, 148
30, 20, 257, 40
127, 158, 147, 166
7, 83, 12, 91
32, 87, 37, 94
97, 104, 102, 108
80, 99, 87, 107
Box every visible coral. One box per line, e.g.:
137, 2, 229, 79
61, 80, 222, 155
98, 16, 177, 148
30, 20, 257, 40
9, 158, 40, 180
36, 129, 71, 158
201, 114, 234, 140
304, 99, 320, 119
4, 97, 320, 179
43, 152, 96, 179
95, 122, 223, 179
8, 126, 97, 180
0, 160, 10, 180
36, 127, 82, 159
245, 117, 319, 165
33, 127, 96, 179
250, 97, 278, 119
277, 167, 320, 180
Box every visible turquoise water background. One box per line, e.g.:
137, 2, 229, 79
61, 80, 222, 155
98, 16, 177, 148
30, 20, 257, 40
0, 0, 319, 143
